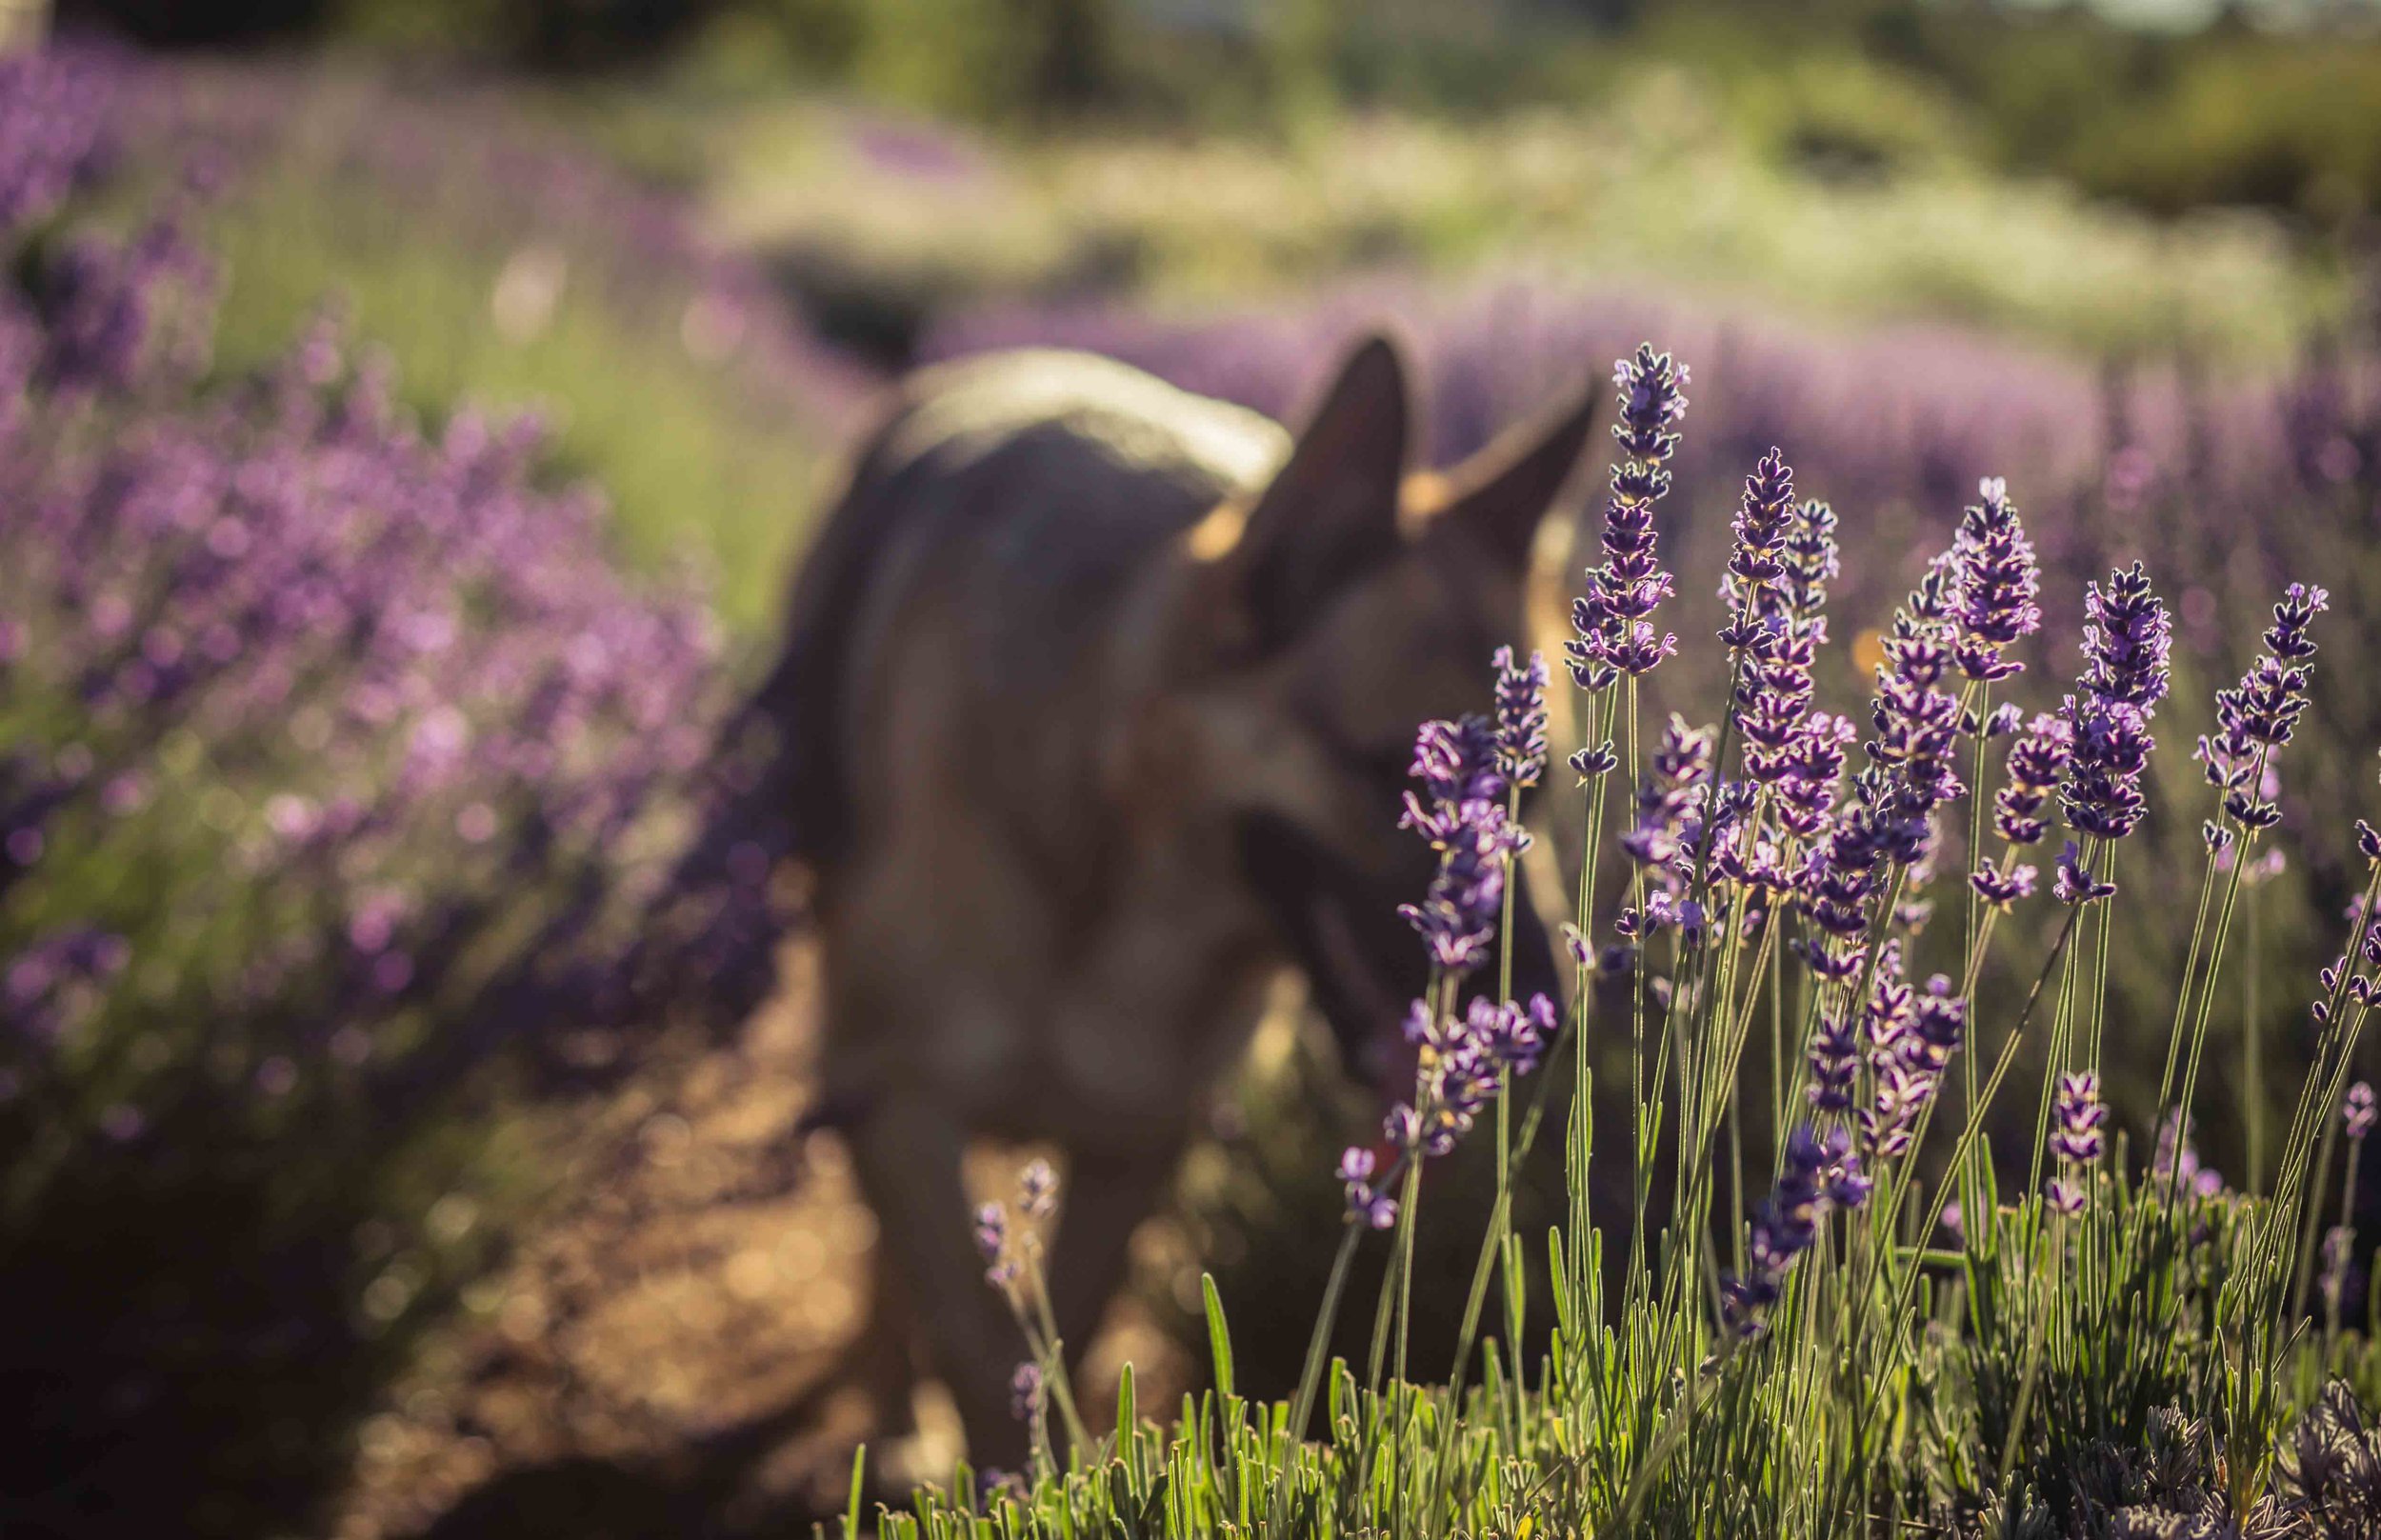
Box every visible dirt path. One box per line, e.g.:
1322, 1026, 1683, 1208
336, 942, 1188, 1538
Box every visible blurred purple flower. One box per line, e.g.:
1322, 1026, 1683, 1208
2346, 1081, 2376, 1142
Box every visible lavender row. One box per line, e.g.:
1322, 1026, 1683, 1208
0, 44, 791, 1533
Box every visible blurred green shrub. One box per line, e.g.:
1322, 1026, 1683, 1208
2056, 41, 2381, 220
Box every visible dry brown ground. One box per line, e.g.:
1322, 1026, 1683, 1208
335, 941, 1190, 1539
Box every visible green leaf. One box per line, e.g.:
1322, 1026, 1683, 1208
843, 1442, 867, 1540
1201, 1270, 1235, 1400
1549, 1227, 1577, 1340
1502, 1230, 1528, 1350
1116, 1359, 1137, 1452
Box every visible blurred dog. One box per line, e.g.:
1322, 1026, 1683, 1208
761, 336, 1594, 1466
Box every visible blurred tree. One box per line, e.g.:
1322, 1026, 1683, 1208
56, 0, 325, 44
55, 0, 732, 63
732, 0, 1119, 121
1016, 0, 1118, 115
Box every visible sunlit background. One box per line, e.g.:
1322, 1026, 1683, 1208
8, 0, 2381, 1534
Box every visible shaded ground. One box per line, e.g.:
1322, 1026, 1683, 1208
335, 941, 1190, 1539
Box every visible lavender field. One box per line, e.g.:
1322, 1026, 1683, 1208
10, 10, 2381, 1537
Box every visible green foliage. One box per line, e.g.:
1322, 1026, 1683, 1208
696, 77, 2332, 366
81, 0, 2381, 232
204, 180, 819, 631
2056, 40, 2381, 220
673, 0, 1125, 123
180, 72, 836, 632
1761, 2, 2381, 223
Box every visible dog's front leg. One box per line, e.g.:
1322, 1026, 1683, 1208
1045, 1141, 1188, 1382
846, 1093, 1032, 1470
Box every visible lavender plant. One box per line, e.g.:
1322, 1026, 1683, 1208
870, 343, 2381, 1539
0, 45, 780, 1536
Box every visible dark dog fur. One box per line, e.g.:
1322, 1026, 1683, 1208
760, 338, 1597, 1465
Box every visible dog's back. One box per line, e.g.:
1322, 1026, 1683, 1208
762, 350, 1288, 885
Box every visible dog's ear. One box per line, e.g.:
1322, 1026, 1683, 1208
1228, 334, 1410, 648
1427, 380, 1600, 570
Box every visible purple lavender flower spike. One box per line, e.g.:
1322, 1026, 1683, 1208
2050, 1071, 2109, 1166
1968, 860, 2036, 909
1849, 951, 1969, 1163
2080, 562, 2174, 714
2052, 840, 2117, 905
1019, 1158, 1058, 1219
1351, 689, 1557, 1200
1862, 548, 1969, 851
2057, 568, 2171, 843
2266, 582, 2329, 663
1736, 612, 1823, 805
1951, 477, 2042, 682
1396, 714, 1523, 975
1571, 738, 1619, 779
2061, 697, 2156, 843
1860, 1062, 1930, 1162
1824, 1127, 1873, 1210
1806, 1009, 1860, 1114
2152, 1110, 2224, 1198
2197, 583, 2328, 831
1721, 1124, 1862, 1339
1773, 711, 1852, 848
1799, 792, 1892, 967
1969, 711, 2071, 909
2346, 1081, 2376, 1142
1863, 940, 1913, 1051
1719, 448, 1795, 646
1491, 646, 1549, 789
1568, 344, 1687, 691
1397, 811, 1520, 974
1400, 715, 1505, 849
1994, 714, 2073, 848
1010, 1362, 1044, 1422
1783, 499, 1839, 638
1476, 992, 1556, 1079
1620, 714, 1714, 871
1337, 1146, 1399, 1228
2321, 1225, 2355, 1317
1897, 975, 1968, 1078
973, 1201, 1008, 1263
